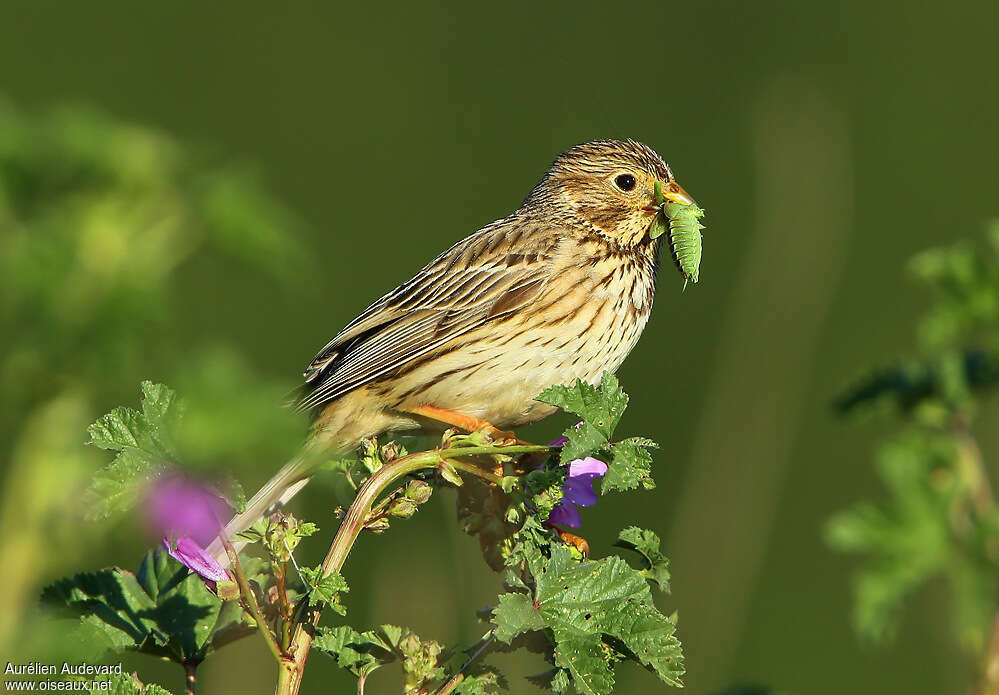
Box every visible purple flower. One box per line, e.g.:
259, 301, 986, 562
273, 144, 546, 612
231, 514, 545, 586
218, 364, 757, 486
144, 473, 230, 546
163, 536, 231, 587
545, 456, 608, 529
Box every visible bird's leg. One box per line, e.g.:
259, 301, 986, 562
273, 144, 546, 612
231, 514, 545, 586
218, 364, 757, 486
404, 404, 519, 443
403, 404, 543, 477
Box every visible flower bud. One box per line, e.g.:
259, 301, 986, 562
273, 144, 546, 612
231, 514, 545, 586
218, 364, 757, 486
405, 480, 433, 504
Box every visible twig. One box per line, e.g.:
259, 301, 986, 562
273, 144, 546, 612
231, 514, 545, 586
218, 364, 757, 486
275, 443, 549, 695
220, 533, 285, 664
948, 416, 999, 695
953, 415, 995, 516
183, 662, 198, 695
448, 459, 505, 485
435, 634, 496, 695
982, 608, 999, 695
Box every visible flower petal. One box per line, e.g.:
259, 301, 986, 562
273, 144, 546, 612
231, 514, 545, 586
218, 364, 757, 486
568, 456, 608, 477
146, 474, 229, 546
562, 457, 607, 507
546, 502, 582, 529
164, 536, 230, 583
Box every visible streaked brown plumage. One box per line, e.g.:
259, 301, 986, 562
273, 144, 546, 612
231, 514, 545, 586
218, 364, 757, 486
209, 139, 695, 558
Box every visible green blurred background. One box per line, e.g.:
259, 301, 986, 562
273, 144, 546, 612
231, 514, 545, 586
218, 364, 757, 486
1, 1, 998, 693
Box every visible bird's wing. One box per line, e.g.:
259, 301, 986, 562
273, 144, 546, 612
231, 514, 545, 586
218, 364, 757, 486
296, 217, 555, 412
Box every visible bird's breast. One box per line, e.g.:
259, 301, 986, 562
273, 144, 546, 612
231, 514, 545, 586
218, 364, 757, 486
388, 253, 656, 428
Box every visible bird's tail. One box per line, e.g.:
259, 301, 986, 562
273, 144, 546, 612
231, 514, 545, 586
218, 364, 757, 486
207, 456, 313, 564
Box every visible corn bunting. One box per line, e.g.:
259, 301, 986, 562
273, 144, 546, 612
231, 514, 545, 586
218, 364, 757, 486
210, 139, 695, 555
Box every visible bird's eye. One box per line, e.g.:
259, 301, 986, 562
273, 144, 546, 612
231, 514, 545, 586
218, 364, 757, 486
614, 174, 636, 191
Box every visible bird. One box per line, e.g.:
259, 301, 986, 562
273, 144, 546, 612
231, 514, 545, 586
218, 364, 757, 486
208, 139, 695, 560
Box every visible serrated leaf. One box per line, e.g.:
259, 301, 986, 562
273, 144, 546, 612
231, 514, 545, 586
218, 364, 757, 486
82, 673, 174, 695
299, 567, 349, 611
317, 625, 445, 694
84, 382, 183, 520
551, 668, 571, 693
602, 438, 656, 493
88, 408, 153, 452
492, 544, 683, 693
526, 668, 571, 693
297, 521, 319, 537
376, 624, 406, 650
614, 527, 671, 593
314, 625, 390, 679
42, 567, 165, 653
537, 373, 629, 463
825, 430, 957, 642
43, 547, 253, 663
454, 664, 508, 694
553, 631, 613, 695
557, 423, 611, 464
493, 594, 545, 641
227, 477, 247, 513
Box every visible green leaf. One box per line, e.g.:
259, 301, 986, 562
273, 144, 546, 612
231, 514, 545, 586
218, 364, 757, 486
299, 567, 349, 612
316, 625, 446, 694
454, 664, 508, 694
297, 521, 319, 537
314, 625, 390, 679
236, 514, 318, 563
43, 547, 253, 663
825, 431, 955, 641
440, 461, 465, 487
85, 381, 183, 520
614, 527, 671, 593
82, 673, 174, 695
42, 566, 165, 654
524, 469, 566, 519
537, 373, 629, 463
526, 668, 571, 693
492, 544, 684, 693
834, 350, 999, 415
602, 438, 657, 493
227, 477, 247, 513
554, 631, 613, 695
557, 423, 611, 464
537, 372, 627, 440
493, 594, 545, 641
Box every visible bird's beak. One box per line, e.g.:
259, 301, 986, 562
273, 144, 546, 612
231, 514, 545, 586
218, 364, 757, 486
660, 180, 696, 206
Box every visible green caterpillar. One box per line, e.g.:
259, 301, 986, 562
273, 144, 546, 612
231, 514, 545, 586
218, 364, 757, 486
650, 180, 704, 290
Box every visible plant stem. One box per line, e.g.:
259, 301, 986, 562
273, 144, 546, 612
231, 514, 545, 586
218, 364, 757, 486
950, 417, 999, 695
276, 561, 293, 649
275, 443, 548, 695
448, 459, 504, 485
183, 662, 198, 695
953, 416, 995, 516
983, 609, 999, 695
435, 634, 496, 695
221, 534, 285, 664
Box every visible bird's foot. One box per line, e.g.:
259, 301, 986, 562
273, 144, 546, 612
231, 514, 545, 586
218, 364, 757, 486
405, 404, 527, 446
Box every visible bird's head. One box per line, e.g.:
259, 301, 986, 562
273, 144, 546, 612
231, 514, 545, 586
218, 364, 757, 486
525, 139, 695, 248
